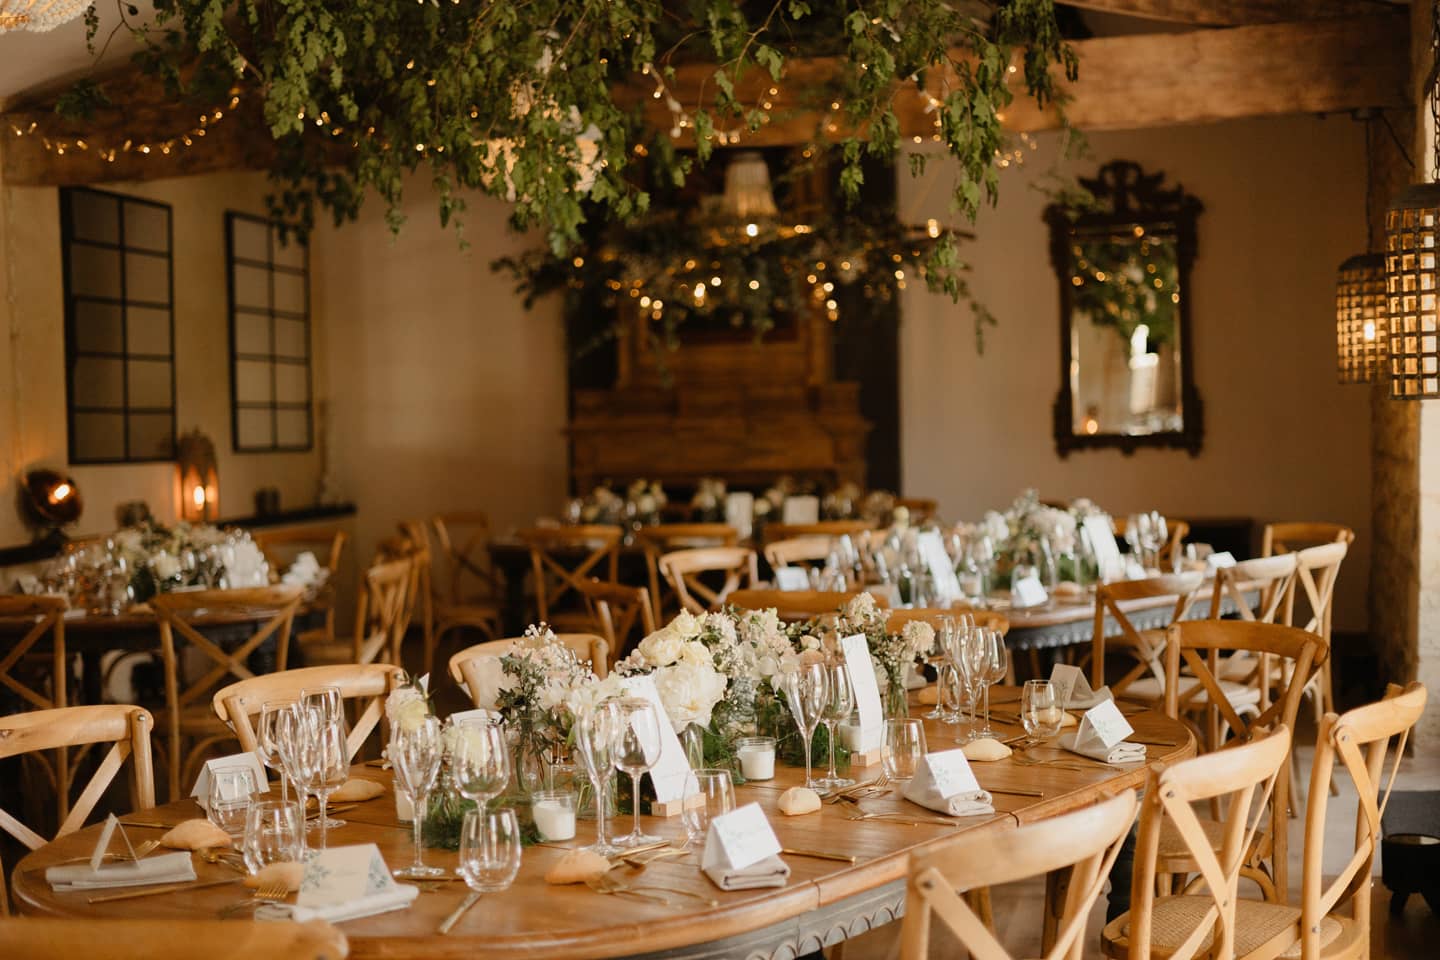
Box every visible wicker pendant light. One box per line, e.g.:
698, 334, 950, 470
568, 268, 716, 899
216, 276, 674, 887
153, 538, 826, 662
1337, 252, 1388, 383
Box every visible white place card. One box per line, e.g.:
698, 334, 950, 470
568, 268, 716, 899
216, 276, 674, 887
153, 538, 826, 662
1011, 574, 1048, 609
1048, 664, 1113, 710
1076, 699, 1133, 751
622, 674, 697, 803
702, 802, 781, 872
774, 566, 810, 591
1206, 551, 1237, 571
89, 813, 134, 872
914, 748, 981, 800
781, 495, 819, 525
192, 752, 269, 813
1083, 516, 1124, 582
725, 492, 755, 541
917, 530, 963, 605
297, 844, 396, 908
839, 633, 883, 752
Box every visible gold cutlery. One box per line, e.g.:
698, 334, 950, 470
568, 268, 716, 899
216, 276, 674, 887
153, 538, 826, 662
781, 847, 858, 863
1128, 735, 1180, 746
218, 879, 289, 916
54, 839, 161, 865
439, 891, 482, 934
119, 821, 176, 829
198, 847, 247, 873
983, 787, 1046, 798
842, 808, 959, 827
86, 877, 240, 903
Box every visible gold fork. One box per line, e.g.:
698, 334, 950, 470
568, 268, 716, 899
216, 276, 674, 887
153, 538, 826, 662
842, 807, 959, 827
55, 839, 161, 865
218, 880, 290, 916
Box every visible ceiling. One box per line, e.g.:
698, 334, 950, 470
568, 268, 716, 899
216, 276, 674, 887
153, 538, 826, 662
0, 4, 142, 107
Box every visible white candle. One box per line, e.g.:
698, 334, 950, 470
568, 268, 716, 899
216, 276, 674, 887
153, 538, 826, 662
839, 723, 864, 752
395, 785, 414, 823
532, 800, 577, 841
737, 744, 775, 781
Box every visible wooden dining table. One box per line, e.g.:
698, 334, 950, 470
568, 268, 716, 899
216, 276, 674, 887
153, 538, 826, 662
12, 692, 1194, 960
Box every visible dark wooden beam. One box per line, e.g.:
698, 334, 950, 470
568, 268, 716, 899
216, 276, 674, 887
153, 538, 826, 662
1059, 0, 1390, 27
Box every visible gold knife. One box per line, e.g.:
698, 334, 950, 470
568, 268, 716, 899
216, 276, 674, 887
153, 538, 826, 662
439, 891, 482, 934
984, 787, 1046, 798
781, 847, 858, 863
86, 877, 239, 903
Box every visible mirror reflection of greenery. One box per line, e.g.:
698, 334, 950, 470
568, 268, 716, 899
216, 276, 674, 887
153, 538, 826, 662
1069, 228, 1180, 348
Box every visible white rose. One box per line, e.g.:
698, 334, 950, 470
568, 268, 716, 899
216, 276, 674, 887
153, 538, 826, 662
652, 660, 727, 731
670, 610, 703, 641
842, 592, 875, 623
799, 633, 822, 652
901, 621, 935, 657
677, 640, 714, 668
150, 551, 180, 581
637, 628, 684, 667
394, 698, 429, 733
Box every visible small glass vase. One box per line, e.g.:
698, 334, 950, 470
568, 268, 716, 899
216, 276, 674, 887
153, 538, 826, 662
681, 723, 706, 769
884, 678, 910, 719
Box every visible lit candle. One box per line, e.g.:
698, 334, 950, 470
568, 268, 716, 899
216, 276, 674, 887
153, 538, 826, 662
736, 737, 776, 781
531, 791, 577, 841
838, 722, 864, 752
395, 785, 414, 823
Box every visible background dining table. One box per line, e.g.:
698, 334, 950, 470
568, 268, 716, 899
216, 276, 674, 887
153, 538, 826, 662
12, 691, 1194, 960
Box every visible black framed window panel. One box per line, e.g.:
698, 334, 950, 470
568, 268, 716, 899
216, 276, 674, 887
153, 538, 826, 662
61, 187, 177, 463
226, 213, 313, 452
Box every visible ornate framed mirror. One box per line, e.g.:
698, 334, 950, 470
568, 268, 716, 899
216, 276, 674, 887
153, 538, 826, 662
1045, 160, 1203, 457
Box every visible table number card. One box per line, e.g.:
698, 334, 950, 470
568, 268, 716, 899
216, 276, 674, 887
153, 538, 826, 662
622, 674, 697, 804
702, 802, 781, 872
781, 495, 819, 525
774, 566, 810, 591
725, 492, 755, 541
839, 634, 883, 752
1083, 516, 1124, 582
1011, 574, 1048, 609
88, 813, 136, 872
297, 844, 397, 908
917, 530, 963, 605
914, 749, 981, 800
1048, 664, 1113, 710
191, 752, 270, 813
1075, 699, 1134, 752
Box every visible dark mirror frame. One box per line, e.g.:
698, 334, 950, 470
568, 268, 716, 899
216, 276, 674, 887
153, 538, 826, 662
1045, 160, 1204, 458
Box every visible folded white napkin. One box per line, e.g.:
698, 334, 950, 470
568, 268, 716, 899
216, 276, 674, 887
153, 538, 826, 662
46, 851, 196, 890
1060, 733, 1146, 764
1064, 684, 1114, 710
703, 855, 790, 891
902, 778, 995, 817
256, 884, 420, 923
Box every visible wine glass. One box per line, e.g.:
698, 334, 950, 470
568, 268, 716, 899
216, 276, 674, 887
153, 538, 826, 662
1124, 513, 1147, 566
243, 799, 303, 874
882, 718, 926, 781
1149, 511, 1170, 571
975, 629, 1008, 739
781, 662, 829, 790
459, 807, 523, 895
302, 713, 348, 849
299, 686, 348, 829
451, 717, 512, 812
208, 767, 255, 840
957, 628, 991, 742
1021, 680, 1063, 743
390, 715, 445, 879
922, 617, 953, 720
611, 698, 663, 848
815, 662, 855, 792
275, 704, 315, 854
575, 701, 622, 856
682, 768, 735, 846
256, 699, 296, 806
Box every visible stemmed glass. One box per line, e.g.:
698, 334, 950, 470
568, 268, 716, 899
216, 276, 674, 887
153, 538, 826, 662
957, 629, 991, 741
922, 617, 953, 720
815, 662, 855, 792
611, 698, 663, 848
974, 629, 1009, 739
256, 699, 296, 806
1149, 511, 1169, 571
390, 715, 445, 879
302, 713, 348, 849
781, 662, 829, 790
299, 686, 348, 829
451, 718, 512, 815
275, 704, 315, 854
574, 701, 622, 856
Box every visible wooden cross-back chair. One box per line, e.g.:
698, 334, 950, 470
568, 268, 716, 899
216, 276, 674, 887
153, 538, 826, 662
397, 520, 500, 677
151, 585, 304, 800
252, 527, 348, 649
352, 556, 413, 667
0, 917, 350, 959
0, 705, 155, 914
431, 512, 504, 607
657, 546, 758, 615
1101, 725, 1293, 960
1112, 516, 1191, 571
637, 523, 738, 622
727, 588, 887, 622
449, 634, 610, 708
213, 663, 405, 762
1090, 571, 1204, 698
762, 520, 876, 543
575, 579, 654, 669
900, 790, 1137, 960
517, 526, 621, 629
762, 536, 834, 571
0, 597, 70, 815
1261, 521, 1355, 558
1158, 621, 1325, 902
1280, 541, 1350, 724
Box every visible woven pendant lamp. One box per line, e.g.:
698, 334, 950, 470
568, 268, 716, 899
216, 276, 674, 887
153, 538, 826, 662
1337, 253, 1388, 383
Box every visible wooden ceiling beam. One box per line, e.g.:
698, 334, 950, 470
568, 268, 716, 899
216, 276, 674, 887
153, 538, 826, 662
1058, 0, 1391, 27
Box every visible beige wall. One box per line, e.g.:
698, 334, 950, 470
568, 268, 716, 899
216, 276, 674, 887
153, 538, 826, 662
899, 114, 1373, 631
0, 171, 324, 546
310, 182, 568, 586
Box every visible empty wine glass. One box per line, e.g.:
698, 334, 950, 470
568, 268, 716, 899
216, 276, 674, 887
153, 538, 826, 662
975, 629, 1008, 739
256, 699, 296, 806
451, 718, 512, 812
574, 701, 622, 856
882, 718, 926, 781
815, 662, 855, 792
922, 617, 953, 720
1021, 680, 1063, 742
208, 767, 255, 839
390, 715, 445, 879
275, 704, 314, 854
242, 799, 303, 874
302, 714, 348, 849
611, 697, 663, 848
1149, 512, 1170, 571
459, 807, 523, 894
682, 768, 735, 845
299, 686, 348, 829
781, 662, 829, 790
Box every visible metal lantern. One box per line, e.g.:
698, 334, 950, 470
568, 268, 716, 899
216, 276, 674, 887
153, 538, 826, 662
1336, 253, 1388, 384
1384, 184, 1440, 399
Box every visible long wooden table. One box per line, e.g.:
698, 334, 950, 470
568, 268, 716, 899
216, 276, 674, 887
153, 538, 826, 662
13, 695, 1193, 960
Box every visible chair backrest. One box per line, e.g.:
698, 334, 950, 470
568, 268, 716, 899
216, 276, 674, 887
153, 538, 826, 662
151, 586, 304, 706
213, 663, 405, 761
727, 588, 885, 622
762, 536, 834, 570
900, 790, 1138, 960
1128, 725, 1293, 960
0, 705, 155, 851
252, 527, 348, 579
763, 520, 876, 543
1261, 521, 1355, 558
1298, 682, 1427, 960
430, 512, 498, 606
0, 595, 68, 712
517, 526, 622, 622
1091, 571, 1204, 692
449, 633, 611, 706
1208, 553, 1297, 626
638, 523, 738, 620
0, 917, 349, 959
575, 578, 655, 668
1282, 541, 1349, 641
352, 557, 413, 665
886, 607, 1010, 637
657, 546, 758, 614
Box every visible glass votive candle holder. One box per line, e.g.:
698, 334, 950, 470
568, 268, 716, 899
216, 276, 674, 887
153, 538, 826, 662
530, 789, 577, 841
838, 711, 864, 752
735, 737, 776, 781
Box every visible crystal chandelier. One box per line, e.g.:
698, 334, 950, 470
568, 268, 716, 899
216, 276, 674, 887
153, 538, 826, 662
0, 0, 91, 31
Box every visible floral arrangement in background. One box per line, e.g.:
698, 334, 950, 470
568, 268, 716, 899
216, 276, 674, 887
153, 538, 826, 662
690, 478, 727, 522
565, 479, 667, 528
